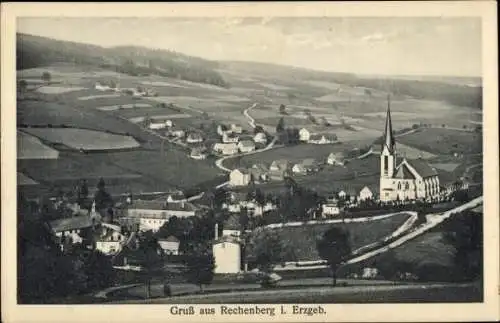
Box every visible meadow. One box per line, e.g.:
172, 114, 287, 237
17, 131, 60, 160
398, 128, 482, 155
22, 128, 141, 151
257, 212, 412, 262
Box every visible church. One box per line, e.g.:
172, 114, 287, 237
379, 100, 440, 203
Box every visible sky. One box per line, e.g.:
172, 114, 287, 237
18, 17, 482, 77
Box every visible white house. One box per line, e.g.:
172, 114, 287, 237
126, 200, 198, 232
299, 128, 311, 142
338, 190, 347, 199
229, 168, 251, 187
327, 152, 345, 166
213, 237, 241, 274
158, 236, 181, 255
213, 143, 238, 156
95, 229, 126, 255
217, 124, 231, 136
253, 132, 267, 145
322, 203, 341, 217
231, 124, 243, 134
186, 133, 203, 144
238, 140, 256, 153
223, 132, 239, 143
308, 134, 338, 145
358, 186, 374, 201
292, 163, 307, 175
95, 82, 112, 91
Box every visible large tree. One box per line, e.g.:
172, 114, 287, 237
137, 232, 163, 298
94, 178, 114, 210
276, 117, 285, 133
246, 229, 285, 273
316, 226, 352, 286
442, 210, 483, 281
185, 248, 215, 292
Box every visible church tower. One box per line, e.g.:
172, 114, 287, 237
380, 95, 396, 202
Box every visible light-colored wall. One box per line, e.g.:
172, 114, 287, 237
96, 241, 121, 255
229, 171, 250, 186
213, 242, 241, 274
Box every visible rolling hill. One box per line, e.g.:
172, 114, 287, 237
17, 33, 229, 88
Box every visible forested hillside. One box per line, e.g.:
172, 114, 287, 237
16, 33, 229, 88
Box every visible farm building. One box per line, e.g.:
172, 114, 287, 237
238, 140, 256, 153
94, 82, 113, 91
269, 159, 291, 181
231, 124, 243, 134
358, 186, 374, 201
186, 133, 203, 144
148, 119, 172, 130
49, 216, 95, 251
213, 142, 238, 155
253, 132, 267, 145
212, 237, 241, 274
308, 133, 338, 145
299, 128, 311, 142
223, 132, 239, 143
379, 102, 440, 202
292, 163, 307, 175
250, 163, 269, 183
327, 152, 345, 166
443, 179, 470, 196
125, 200, 198, 232
229, 168, 251, 187
158, 236, 181, 255
190, 147, 207, 160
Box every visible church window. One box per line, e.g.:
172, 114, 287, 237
397, 182, 402, 190
405, 182, 409, 190
384, 156, 388, 174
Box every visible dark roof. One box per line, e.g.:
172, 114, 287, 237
160, 235, 180, 243
382, 98, 395, 153
239, 140, 255, 148
301, 158, 317, 166
394, 163, 416, 179
407, 159, 438, 178
223, 214, 241, 230
309, 134, 322, 141
49, 216, 94, 232
129, 200, 197, 212
271, 159, 290, 170
251, 163, 268, 172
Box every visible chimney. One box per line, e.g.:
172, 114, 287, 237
214, 222, 219, 240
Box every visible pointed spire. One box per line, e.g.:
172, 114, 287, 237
382, 94, 395, 153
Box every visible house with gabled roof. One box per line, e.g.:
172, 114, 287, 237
327, 152, 345, 166
186, 132, 203, 144
229, 168, 251, 187
223, 132, 239, 143
238, 140, 256, 153
158, 235, 181, 255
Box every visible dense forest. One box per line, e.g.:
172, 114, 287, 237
16, 33, 230, 88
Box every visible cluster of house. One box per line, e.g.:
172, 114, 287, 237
211, 123, 268, 157
228, 151, 347, 187
46, 192, 198, 257
299, 128, 338, 145
221, 191, 278, 217
94, 82, 156, 97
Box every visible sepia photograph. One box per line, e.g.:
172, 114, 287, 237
2, 2, 498, 323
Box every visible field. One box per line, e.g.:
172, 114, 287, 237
17, 172, 39, 186
22, 128, 141, 151
256, 212, 412, 262
17, 131, 60, 159
398, 128, 482, 155
17, 57, 483, 196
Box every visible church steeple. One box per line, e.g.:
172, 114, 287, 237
382, 94, 395, 153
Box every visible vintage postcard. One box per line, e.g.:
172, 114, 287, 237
1, 1, 498, 322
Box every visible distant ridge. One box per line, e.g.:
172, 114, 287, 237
16, 33, 229, 88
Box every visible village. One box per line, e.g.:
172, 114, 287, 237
18, 96, 479, 302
